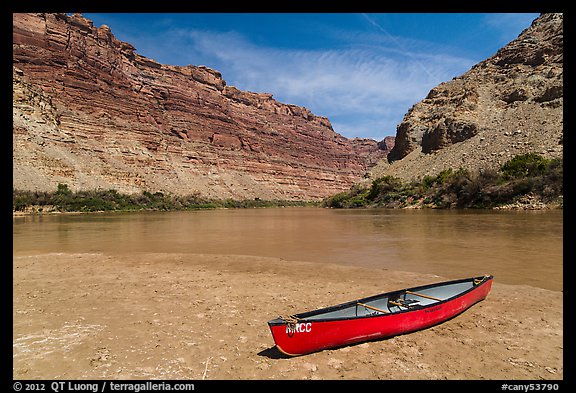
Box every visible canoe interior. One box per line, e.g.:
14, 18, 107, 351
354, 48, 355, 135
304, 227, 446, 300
269, 276, 490, 324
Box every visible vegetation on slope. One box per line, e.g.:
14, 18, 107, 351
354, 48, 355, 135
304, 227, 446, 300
12, 153, 563, 213
322, 153, 563, 209
13, 183, 313, 213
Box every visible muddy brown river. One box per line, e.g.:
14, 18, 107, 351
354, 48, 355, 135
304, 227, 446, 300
13, 208, 563, 291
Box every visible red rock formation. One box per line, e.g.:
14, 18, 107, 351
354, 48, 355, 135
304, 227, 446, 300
12, 13, 391, 200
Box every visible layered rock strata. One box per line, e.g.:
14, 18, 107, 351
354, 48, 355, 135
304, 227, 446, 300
13, 13, 389, 200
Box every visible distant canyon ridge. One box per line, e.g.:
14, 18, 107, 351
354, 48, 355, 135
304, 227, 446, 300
13, 12, 392, 200
13, 13, 562, 201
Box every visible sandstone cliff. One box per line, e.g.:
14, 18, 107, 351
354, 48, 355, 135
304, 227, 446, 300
374, 13, 562, 181
13, 13, 389, 200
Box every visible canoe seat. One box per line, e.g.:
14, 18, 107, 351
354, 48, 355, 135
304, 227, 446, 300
389, 298, 420, 308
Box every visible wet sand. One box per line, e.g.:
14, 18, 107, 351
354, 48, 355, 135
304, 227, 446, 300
13, 252, 563, 380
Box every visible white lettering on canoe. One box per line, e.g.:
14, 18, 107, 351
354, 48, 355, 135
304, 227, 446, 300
286, 322, 312, 334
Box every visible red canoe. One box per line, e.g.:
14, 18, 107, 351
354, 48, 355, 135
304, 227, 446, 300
268, 275, 493, 356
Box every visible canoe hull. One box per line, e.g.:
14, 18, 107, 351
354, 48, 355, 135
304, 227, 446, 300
268, 276, 493, 356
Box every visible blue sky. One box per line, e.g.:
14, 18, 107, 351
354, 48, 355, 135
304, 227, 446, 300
83, 13, 539, 141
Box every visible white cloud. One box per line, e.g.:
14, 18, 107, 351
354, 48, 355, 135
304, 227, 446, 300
161, 26, 476, 140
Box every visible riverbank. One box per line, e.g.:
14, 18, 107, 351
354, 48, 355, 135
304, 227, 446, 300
12, 184, 316, 215
13, 252, 563, 380
11, 192, 562, 217
12, 152, 564, 215
323, 154, 563, 210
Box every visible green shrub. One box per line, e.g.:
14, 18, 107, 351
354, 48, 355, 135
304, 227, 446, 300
368, 176, 403, 200
56, 183, 72, 195
499, 153, 551, 179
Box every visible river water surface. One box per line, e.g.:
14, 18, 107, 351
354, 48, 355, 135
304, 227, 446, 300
13, 208, 563, 291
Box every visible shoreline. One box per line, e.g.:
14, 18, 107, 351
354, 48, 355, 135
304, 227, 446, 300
13, 252, 563, 380
12, 197, 563, 217
11, 204, 316, 217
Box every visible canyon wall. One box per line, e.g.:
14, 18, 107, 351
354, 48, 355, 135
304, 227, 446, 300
13, 13, 390, 200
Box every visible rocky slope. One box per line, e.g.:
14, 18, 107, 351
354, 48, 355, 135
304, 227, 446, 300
12, 13, 389, 200
372, 13, 563, 181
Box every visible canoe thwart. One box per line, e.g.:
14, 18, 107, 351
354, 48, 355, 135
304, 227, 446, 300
405, 290, 442, 301
357, 302, 389, 314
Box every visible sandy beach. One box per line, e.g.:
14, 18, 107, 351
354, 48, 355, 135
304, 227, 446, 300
13, 252, 563, 380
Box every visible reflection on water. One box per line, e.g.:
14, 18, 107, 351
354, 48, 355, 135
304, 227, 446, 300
13, 208, 563, 291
